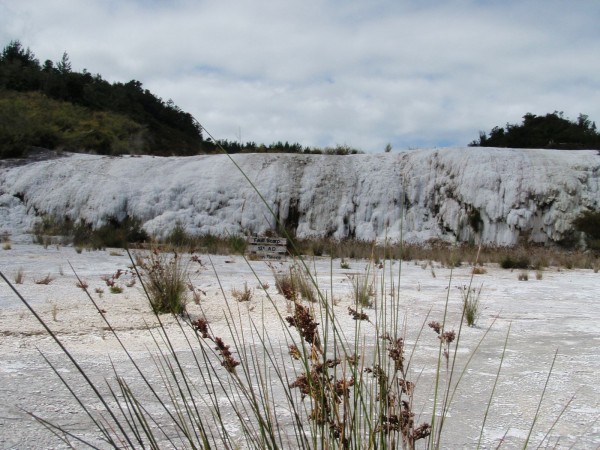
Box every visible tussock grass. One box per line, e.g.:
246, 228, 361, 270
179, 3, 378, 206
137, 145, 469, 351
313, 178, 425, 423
274, 263, 318, 303
349, 272, 375, 308
14, 267, 25, 284
137, 249, 188, 314
459, 284, 483, 327
231, 282, 253, 302
518, 271, 529, 281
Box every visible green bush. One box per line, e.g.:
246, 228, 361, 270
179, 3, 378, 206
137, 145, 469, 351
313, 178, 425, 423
73, 216, 148, 249
573, 210, 600, 251
500, 254, 530, 269
228, 234, 247, 254
33, 214, 148, 250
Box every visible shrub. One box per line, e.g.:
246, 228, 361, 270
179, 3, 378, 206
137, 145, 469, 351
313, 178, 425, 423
81, 216, 148, 249
573, 209, 600, 251
166, 221, 190, 247
500, 254, 530, 269
33, 214, 148, 250
138, 249, 188, 314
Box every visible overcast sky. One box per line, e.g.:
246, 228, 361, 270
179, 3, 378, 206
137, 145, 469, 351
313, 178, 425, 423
1, 1, 599, 152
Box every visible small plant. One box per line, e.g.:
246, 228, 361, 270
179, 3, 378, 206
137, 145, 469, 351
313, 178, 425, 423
273, 264, 318, 302
51, 303, 58, 321
458, 283, 483, 327
501, 254, 530, 269
14, 267, 25, 284
535, 269, 543, 280
138, 249, 189, 314
274, 270, 298, 301
35, 274, 55, 285
274, 270, 298, 302
518, 271, 529, 281
109, 285, 123, 294
231, 282, 253, 302
228, 234, 247, 254
349, 272, 375, 307
75, 279, 89, 290
189, 286, 204, 304
94, 287, 104, 298
292, 266, 318, 303
472, 266, 487, 275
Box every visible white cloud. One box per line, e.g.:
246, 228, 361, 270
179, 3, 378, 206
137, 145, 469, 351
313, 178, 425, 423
1, 0, 600, 151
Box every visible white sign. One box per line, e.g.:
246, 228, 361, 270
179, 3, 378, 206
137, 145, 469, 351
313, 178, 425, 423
247, 236, 287, 260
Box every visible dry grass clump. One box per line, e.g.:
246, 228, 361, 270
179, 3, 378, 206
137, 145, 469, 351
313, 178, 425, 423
349, 272, 375, 307
535, 269, 543, 280
274, 264, 318, 303
518, 271, 529, 281
34, 274, 55, 285
14, 267, 25, 284
231, 282, 253, 302
75, 279, 89, 290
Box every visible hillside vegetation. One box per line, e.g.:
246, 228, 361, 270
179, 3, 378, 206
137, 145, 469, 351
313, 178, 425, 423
0, 41, 363, 158
0, 41, 206, 158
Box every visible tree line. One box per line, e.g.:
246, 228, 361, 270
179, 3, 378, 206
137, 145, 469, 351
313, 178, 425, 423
470, 111, 600, 150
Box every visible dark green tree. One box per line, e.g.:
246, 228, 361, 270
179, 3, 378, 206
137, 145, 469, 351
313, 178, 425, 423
470, 111, 600, 149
